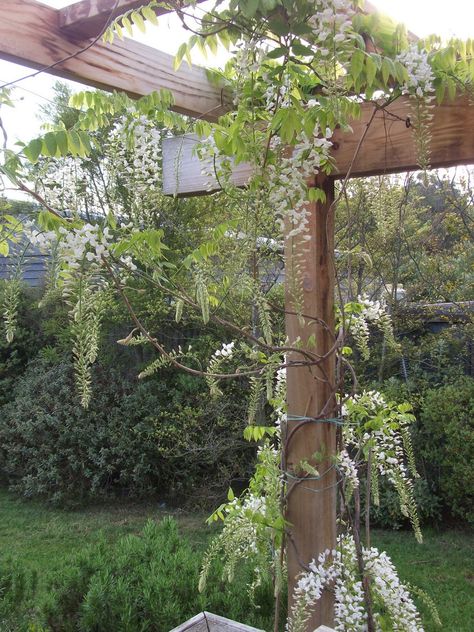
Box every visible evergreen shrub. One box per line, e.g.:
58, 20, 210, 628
0, 357, 252, 506
41, 518, 275, 631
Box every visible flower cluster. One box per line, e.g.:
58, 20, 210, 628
273, 367, 287, 430
289, 534, 424, 632
38, 157, 106, 217
342, 391, 422, 542
263, 72, 291, 112
196, 131, 239, 193
109, 114, 162, 194
199, 442, 283, 596
233, 37, 267, 99
397, 46, 435, 99
26, 222, 137, 287
349, 295, 397, 360
265, 130, 332, 239
336, 448, 359, 498
26, 222, 113, 269
308, 0, 355, 58
213, 341, 235, 358
206, 340, 236, 396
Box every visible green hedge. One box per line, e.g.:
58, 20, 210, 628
370, 376, 474, 526
417, 377, 474, 524
0, 357, 252, 506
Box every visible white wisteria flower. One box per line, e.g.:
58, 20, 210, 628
288, 534, 424, 632
397, 46, 435, 98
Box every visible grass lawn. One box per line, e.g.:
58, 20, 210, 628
0, 488, 472, 631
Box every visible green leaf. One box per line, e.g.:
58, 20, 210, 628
308, 187, 326, 203
292, 42, 314, 57
446, 77, 457, 100
121, 16, 133, 37
435, 80, 446, 104
67, 130, 82, 155
365, 56, 377, 86
131, 11, 146, 33
23, 138, 43, 163
43, 132, 58, 157
268, 18, 291, 37
174, 42, 188, 71
38, 210, 64, 231
55, 130, 69, 156
241, 0, 259, 18
351, 49, 365, 81
381, 57, 393, 85
266, 46, 288, 59
141, 5, 158, 25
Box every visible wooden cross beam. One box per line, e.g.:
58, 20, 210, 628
0, 0, 228, 119
59, 0, 207, 39
162, 94, 474, 195
58, 0, 173, 39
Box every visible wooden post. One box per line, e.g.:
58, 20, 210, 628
285, 176, 337, 629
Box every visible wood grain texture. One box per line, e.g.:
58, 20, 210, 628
59, 1, 171, 39
331, 95, 474, 177
162, 95, 474, 194
0, 0, 227, 119
162, 134, 253, 196
169, 612, 264, 631
59, 1, 205, 39
284, 177, 337, 629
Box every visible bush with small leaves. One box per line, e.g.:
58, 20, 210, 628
417, 377, 474, 524
0, 356, 253, 506
41, 518, 275, 632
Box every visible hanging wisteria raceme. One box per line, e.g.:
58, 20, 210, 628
396, 45, 436, 171
38, 157, 105, 218
342, 390, 422, 542
308, 0, 356, 67
108, 113, 162, 198
25, 222, 136, 281
336, 448, 359, 497
289, 534, 424, 632
199, 441, 283, 598
264, 130, 333, 240
397, 46, 435, 99
273, 367, 287, 431
348, 294, 398, 360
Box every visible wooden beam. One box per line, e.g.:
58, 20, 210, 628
285, 177, 337, 629
59, 1, 206, 40
332, 95, 474, 177
162, 95, 474, 194
0, 0, 228, 120
162, 135, 253, 196
59, 1, 170, 39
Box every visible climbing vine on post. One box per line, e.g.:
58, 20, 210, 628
1, 0, 473, 630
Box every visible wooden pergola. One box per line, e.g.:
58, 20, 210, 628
1, 1, 474, 629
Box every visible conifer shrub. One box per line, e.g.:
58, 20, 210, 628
0, 556, 37, 631
41, 518, 275, 631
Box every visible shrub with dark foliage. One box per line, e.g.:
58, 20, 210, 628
417, 377, 474, 524
0, 357, 252, 506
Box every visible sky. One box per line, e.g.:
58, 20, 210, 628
1, 0, 474, 149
